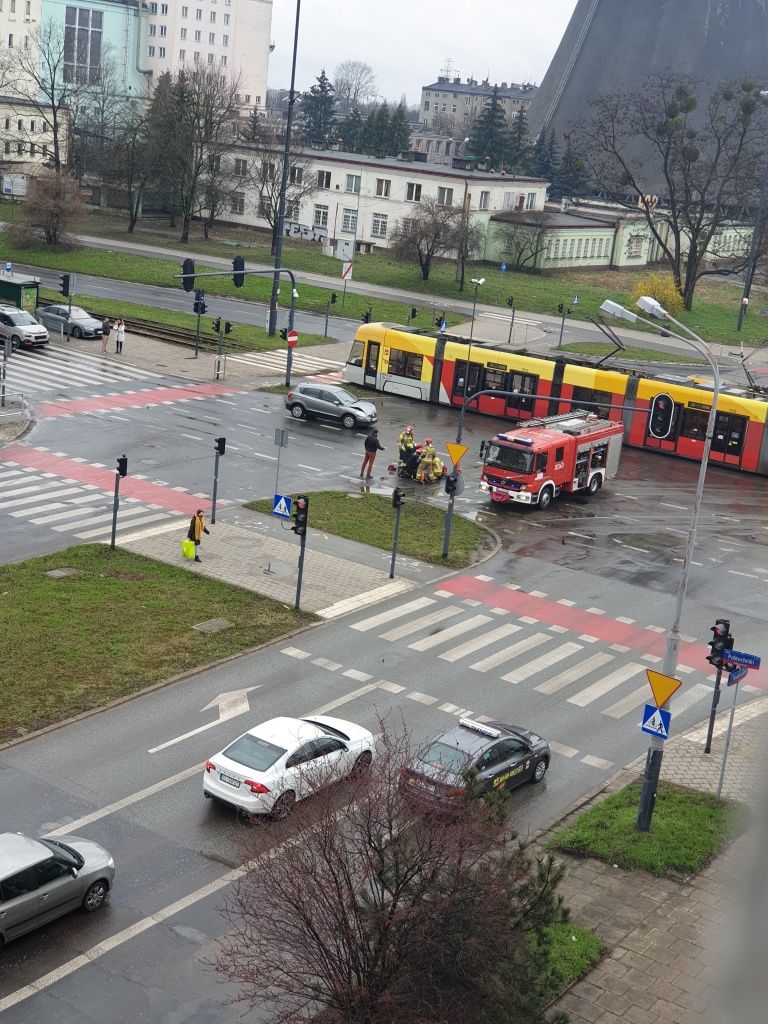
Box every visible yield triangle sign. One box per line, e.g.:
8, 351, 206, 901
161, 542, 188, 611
445, 442, 469, 468
646, 669, 682, 707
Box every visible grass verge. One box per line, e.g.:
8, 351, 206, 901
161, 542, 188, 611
542, 922, 605, 1003
0, 544, 315, 743
548, 781, 741, 878
561, 342, 705, 364
246, 491, 496, 569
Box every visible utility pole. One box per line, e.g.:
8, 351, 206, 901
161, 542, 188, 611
111, 455, 127, 550
211, 437, 226, 524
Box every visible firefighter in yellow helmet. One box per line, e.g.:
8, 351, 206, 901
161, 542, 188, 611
397, 425, 416, 477
418, 438, 438, 483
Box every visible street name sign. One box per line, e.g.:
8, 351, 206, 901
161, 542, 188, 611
727, 665, 748, 687
273, 494, 292, 519
642, 704, 671, 739
723, 649, 761, 669
646, 669, 682, 707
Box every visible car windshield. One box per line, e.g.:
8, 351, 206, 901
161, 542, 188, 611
301, 718, 350, 741
223, 733, 286, 772
69, 308, 90, 319
484, 443, 534, 474
8, 312, 37, 326
37, 838, 84, 868
333, 389, 357, 406
416, 740, 471, 774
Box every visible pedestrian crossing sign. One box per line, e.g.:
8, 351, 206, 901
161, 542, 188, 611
641, 704, 671, 739
273, 494, 292, 519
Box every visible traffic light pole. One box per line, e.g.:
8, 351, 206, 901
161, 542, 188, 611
194, 305, 202, 359
442, 491, 455, 559
295, 529, 306, 610
704, 663, 725, 754
211, 448, 221, 525
390, 502, 402, 578
110, 472, 121, 550
507, 302, 516, 344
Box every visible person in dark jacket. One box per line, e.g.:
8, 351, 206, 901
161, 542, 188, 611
360, 429, 385, 478
187, 508, 209, 562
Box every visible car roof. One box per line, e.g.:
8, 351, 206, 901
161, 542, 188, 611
243, 716, 326, 748
426, 719, 527, 757
0, 833, 49, 875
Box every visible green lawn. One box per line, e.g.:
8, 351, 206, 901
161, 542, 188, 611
0, 545, 314, 743
548, 782, 741, 878
246, 491, 496, 569
542, 922, 605, 1003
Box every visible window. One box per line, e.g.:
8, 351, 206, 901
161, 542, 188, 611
3, 118, 7, 129
342, 208, 357, 232
181, 5, 188, 15
196, 8, 202, 19
222, 34, 228, 45
209, 32, 215, 43
345, 173, 360, 193
7, 35, 12, 47
234, 158, 247, 176
484, 366, 507, 391
223, 12, 229, 23
148, 45, 155, 56
571, 387, 613, 419
590, 238, 596, 257
179, 48, 185, 60
285, 199, 300, 220
160, 25, 167, 36
479, 190, 490, 210
42, 144, 47, 156
553, 240, 561, 259
506, 372, 538, 413
149, 24, 156, 35
2, 142, 8, 155
210, 11, 216, 21
313, 204, 329, 227
0, 869, 34, 902
463, 112, 469, 123
258, 196, 272, 218
17, 119, 22, 131
34, 859, 72, 887
159, 46, 165, 57
230, 192, 245, 215
317, 170, 331, 189
568, 239, 575, 257
451, 104, 457, 113
406, 183, 421, 202
149, 1, 157, 11
441, 103, 446, 112
626, 234, 643, 258
289, 165, 303, 184
425, 141, 431, 152
194, 30, 201, 40
437, 186, 453, 206
371, 213, 388, 237
207, 52, 214, 63
161, 3, 168, 12
433, 102, 438, 111
503, 192, 514, 211
180, 27, 187, 38
64, 7, 104, 84
387, 347, 423, 379
576, 240, 582, 258
465, 96, 471, 106
375, 178, 390, 198
424, 101, 429, 111
525, 191, 536, 210
680, 407, 707, 442
17, 142, 23, 155
596, 238, 603, 258
193, 50, 200, 62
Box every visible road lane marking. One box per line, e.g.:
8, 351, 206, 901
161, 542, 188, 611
306, 684, 378, 716
349, 597, 436, 632
148, 687, 260, 753
438, 623, 521, 663
533, 652, 615, 695
568, 663, 646, 706
408, 614, 492, 651
470, 633, 551, 672
501, 642, 584, 684
380, 607, 463, 641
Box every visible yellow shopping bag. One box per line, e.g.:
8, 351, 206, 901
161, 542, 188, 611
182, 538, 195, 559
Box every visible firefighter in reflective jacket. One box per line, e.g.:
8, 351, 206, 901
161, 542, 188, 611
418, 439, 443, 483
397, 426, 416, 477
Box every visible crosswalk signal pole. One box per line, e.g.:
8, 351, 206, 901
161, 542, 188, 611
111, 455, 128, 550
211, 437, 226, 524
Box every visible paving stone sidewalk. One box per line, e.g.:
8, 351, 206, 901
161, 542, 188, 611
545, 697, 768, 1024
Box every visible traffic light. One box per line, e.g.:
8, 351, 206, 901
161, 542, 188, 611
213, 317, 222, 333
506, 296, 514, 308
224, 322, 233, 335
362, 310, 372, 324
182, 258, 195, 293
557, 303, 564, 315
232, 255, 245, 288
291, 494, 309, 536
279, 328, 289, 341
392, 487, 405, 509
59, 274, 70, 297
116, 454, 128, 477
215, 437, 226, 456
193, 289, 206, 315
410, 307, 418, 319
707, 619, 733, 668
648, 393, 675, 439
330, 292, 338, 304
445, 472, 459, 496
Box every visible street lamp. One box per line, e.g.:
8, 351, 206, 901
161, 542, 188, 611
267, 0, 302, 337
600, 296, 721, 831
459, 277, 485, 420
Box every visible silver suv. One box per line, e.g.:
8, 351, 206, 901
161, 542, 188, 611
285, 383, 377, 429
0, 305, 49, 349
0, 832, 115, 954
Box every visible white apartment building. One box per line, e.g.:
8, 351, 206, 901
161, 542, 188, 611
221, 145, 549, 256
143, 0, 272, 110
420, 75, 538, 131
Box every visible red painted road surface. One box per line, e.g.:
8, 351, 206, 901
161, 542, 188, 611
35, 382, 240, 419
2, 447, 210, 515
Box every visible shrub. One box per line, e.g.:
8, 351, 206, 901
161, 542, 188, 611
630, 271, 685, 317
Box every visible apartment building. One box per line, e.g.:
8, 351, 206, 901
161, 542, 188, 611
420, 75, 538, 132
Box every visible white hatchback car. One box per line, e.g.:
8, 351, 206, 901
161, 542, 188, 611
203, 715, 374, 818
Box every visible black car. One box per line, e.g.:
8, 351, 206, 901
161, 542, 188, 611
402, 718, 550, 801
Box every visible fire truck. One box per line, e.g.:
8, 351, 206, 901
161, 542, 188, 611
479, 412, 624, 509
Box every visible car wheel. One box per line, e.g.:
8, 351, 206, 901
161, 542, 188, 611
11, 334, 22, 350
351, 750, 373, 776
341, 413, 357, 429
537, 487, 553, 511
290, 404, 305, 419
72, 326, 82, 339
588, 475, 601, 495
271, 791, 296, 820
81, 879, 109, 913
531, 758, 548, 784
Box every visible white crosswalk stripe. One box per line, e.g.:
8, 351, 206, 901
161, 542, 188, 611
222, 349, 345, 377
408, 614, 492, 651
567, 663, 646, 706
471, 633, 551, 672
438, 623, 521, 662
501, 642, 584, 684
4, 345, 163, 394
534, 653, 615, 694
380, 607, 462, 641
351, 597, 436, 631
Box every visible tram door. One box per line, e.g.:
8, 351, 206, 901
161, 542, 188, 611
364, 342, 380, 387
710, 413, 747, 466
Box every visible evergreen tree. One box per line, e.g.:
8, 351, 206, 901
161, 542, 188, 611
358, 102, 391, 153
387, 102, 411, 155
555, 133, 589, 199
507, 108, 531, 174
533, 129, 559, 189
301, 69, 336, 147
339, 107, 364, 151
469, 86, 508, 168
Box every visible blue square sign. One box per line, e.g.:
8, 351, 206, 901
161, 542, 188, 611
641, 704, 671, 739
273, 494, 292, 519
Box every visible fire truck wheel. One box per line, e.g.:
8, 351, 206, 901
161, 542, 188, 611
588, 475, 601, 495
538, 487, 553, 510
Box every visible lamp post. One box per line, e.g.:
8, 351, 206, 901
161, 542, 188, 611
600, 297, 721, 831
736, 89, 768, 331
267, 0, 302, 337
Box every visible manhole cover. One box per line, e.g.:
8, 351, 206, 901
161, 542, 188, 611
193, 618, 233, 633
45, 568, 80, 578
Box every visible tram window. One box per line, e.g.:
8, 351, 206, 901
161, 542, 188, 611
388, 347, 423, 379
348, 341, 364, 367
681, 408, 707, 441
711, 413, 746, 456
484, 367, 506, 391
454, 360, 482, 396
571, 386, 613, 418
507, 372, 537, 412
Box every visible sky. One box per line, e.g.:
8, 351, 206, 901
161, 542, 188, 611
268, 0, 578, 105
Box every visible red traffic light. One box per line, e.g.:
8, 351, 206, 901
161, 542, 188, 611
649, 393, 675, 439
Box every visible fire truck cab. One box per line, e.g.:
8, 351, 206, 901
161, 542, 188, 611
480, 412, 624, 509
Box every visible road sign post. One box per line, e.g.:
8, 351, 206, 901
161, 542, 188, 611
211, 437, 225, 524
274, 427, 289, 499
441, 442, 469, 559
716, 679, 742, 802
341, 261, 353, 312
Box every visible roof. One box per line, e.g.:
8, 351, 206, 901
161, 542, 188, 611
491, 210, 615, 228
247, 716, 325, 748
423, 80, 538, 101
0, 833, 48, 875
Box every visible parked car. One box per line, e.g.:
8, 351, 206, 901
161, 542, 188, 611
203, 714, 375, 818
285, 383, 378, 429
401, 718, 550, 803
0, 832, 115, 954
36, 304, 104, 339
0, 306, 49, 349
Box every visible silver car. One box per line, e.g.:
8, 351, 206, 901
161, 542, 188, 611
285, 383, 377, 429
0, 832, 115, 954
0, 306, 49, 349
36, 304, 105, 339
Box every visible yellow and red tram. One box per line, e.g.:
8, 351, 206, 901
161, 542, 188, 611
343, 323, 768, 475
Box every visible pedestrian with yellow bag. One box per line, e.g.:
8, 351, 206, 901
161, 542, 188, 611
185, 508, 209, 562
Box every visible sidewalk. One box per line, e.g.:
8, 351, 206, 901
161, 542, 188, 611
545, 695, 768, 1024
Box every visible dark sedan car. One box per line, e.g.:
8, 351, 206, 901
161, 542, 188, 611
402, 718, 550, 801
36, 304, 105, 339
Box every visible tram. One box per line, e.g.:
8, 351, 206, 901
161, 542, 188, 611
343, 323, 768, 475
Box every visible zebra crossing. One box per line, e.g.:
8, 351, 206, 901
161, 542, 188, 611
3, 345, 164, 395
0, 465, 179, 540
223, 348, 346, 378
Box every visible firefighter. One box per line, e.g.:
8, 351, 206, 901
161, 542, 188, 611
418, 439, 438, 483
397, 425, 416, 477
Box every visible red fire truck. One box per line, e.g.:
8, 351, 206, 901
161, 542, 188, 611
480, 412, 624, 509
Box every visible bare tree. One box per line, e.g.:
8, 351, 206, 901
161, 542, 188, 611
209, 720, 568, 1024
194, 154, 244, 240
104, 95, 165, 233
333, 60, 376, 116
17, 169, 85, 243
452, 208, 487, 290
496, 210, 554, 270
574, 71, 768, 309
390, 196, 463, 281
246, 150, 318, 253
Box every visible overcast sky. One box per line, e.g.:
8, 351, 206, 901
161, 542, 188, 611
268, 0, 578, 104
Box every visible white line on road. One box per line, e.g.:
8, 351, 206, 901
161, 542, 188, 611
181, 433, 203, 440
297, 464, 323, 472
307, 684, 378, 716
612, 539, 649, 554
